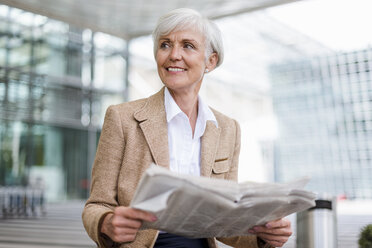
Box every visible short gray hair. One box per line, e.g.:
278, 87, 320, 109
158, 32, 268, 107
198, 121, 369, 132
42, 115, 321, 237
152, 8, 224, 67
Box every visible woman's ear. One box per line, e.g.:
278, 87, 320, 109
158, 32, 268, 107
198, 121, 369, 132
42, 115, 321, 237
206, 52, 218, 72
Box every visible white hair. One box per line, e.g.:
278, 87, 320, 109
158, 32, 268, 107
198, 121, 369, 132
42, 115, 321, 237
152, 8, 224, 67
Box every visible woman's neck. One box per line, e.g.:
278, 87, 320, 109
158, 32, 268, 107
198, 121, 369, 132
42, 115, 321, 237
168, 88, 199, 135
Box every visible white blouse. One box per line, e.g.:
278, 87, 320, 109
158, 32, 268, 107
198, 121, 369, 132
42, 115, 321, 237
164, 87, 218, 176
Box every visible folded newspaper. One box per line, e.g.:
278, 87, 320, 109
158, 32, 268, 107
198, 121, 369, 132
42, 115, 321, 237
130, 165, 316, 238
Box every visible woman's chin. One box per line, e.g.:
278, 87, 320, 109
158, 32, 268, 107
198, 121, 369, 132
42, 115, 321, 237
163, 82, 187, 90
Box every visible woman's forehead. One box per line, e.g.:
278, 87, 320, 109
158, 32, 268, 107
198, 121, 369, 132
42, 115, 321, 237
159, 28, 205, 43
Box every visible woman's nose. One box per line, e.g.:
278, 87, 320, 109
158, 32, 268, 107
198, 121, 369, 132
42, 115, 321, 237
169, 46, 182, 61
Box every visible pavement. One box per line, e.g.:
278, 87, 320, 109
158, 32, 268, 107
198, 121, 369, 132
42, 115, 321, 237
0, 201, 96, 248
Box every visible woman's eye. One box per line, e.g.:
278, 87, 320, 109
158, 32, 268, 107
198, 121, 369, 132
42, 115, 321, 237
184, 43, 194, 49
160, 42, 170, 49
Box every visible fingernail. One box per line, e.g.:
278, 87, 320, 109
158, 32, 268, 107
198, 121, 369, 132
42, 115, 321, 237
151, 216, 158, 221
265, 223, 271, 228
248, 229, 255, 234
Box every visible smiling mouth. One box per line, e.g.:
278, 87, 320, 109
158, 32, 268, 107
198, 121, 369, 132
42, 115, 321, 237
166, 67, 186, 72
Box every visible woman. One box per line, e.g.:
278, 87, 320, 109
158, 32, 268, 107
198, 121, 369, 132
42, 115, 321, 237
82, 8, 292, 248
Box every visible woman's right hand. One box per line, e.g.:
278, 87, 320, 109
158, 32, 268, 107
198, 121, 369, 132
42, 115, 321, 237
101, 206, 157, 243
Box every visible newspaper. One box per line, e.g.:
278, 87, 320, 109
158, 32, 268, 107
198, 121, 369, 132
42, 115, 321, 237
130, 165, 316, 238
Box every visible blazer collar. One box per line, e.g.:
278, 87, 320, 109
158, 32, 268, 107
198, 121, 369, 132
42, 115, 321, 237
134, 87, 222, 177
200, 120, 221, 177
134, 87, 170, 169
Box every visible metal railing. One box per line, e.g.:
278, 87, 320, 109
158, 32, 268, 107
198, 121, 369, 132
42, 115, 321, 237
0, 186, 46, 218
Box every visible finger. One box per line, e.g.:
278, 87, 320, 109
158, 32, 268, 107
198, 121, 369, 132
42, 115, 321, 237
112, 216, 142, 229
256, 232, 290, 244
111, 232, 137, 243
253, 225, 292, 236
265, 239, 286, 248
115, 207, 157, 222
127, 208, 157, 222
112, 226, 138, 237
265, 218, 291, 229
111, 226, 140, 242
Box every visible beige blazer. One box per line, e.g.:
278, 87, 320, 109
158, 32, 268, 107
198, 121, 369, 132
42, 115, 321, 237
82, 88, 267, 248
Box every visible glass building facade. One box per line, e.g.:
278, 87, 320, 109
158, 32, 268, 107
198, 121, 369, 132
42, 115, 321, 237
0, 6, 127, 201
270, 48, 372, 199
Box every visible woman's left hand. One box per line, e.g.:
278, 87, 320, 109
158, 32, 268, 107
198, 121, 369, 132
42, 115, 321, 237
248, 218, 292, 247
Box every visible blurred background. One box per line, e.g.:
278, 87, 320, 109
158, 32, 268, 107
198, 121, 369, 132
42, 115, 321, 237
0, 0, 371, 247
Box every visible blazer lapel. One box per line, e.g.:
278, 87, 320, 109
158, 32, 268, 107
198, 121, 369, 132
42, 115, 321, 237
134, 88, 170, 169
200, 121, 221, 177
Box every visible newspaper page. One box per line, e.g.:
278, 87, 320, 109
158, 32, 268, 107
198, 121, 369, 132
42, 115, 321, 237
130, 165, 316, 238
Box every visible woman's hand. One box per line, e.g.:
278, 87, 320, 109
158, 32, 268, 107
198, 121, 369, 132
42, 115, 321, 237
248, 218, 292, 247
101, 206, 157, 243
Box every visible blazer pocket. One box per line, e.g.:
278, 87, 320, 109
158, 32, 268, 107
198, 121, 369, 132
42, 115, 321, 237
212, 159, 229, 174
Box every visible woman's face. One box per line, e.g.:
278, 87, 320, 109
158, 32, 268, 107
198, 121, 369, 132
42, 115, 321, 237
156, 28, 214, 93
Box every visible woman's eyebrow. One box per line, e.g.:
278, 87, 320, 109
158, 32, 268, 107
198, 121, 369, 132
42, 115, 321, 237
159, 37, 199, 44
182, 39, 199, 45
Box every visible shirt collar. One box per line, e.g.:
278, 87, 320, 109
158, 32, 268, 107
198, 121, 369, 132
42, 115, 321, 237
164, 87, 182, 123
164, 87, 218, 128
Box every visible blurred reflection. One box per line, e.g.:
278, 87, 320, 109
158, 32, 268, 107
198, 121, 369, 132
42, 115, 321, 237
270, 49, 372, 199
0, 5, 126, 202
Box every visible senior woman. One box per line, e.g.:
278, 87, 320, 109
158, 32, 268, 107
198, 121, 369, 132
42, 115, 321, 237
82, 8, 292, 248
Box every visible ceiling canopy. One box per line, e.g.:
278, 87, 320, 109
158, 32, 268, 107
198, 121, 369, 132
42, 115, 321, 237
0, 0, 301, 40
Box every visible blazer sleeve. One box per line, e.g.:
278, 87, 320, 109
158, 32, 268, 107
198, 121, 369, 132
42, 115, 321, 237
82, 105, 124, 248
216, 120, 273, 248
